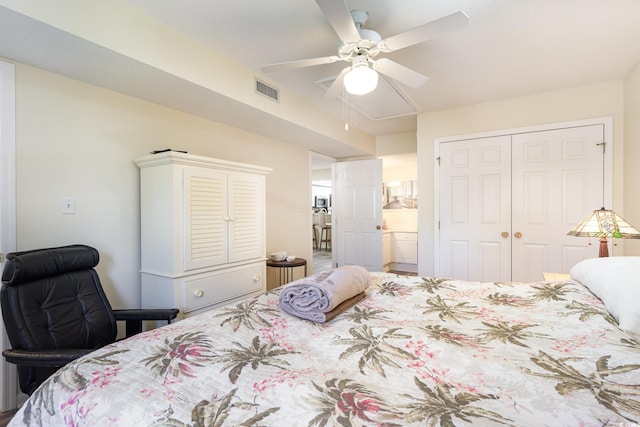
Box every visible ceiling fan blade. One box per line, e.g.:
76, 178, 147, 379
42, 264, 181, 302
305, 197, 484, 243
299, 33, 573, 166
261, 55, 341, 73
378, 11, 469, 53
316, 0, 362, 43
373, 58, 429, 88
324, 67, 350, 99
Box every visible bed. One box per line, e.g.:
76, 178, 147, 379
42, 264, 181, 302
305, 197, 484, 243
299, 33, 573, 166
8, 263, 640, 426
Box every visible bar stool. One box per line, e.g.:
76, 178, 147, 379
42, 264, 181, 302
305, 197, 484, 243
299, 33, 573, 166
320, 213, 331, 250
320, 223, 331, 250
312, 212, 324, 250
312, 225, 318, 248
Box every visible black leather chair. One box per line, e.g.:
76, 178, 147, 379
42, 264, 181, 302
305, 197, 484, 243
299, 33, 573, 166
1, 244, 179, 395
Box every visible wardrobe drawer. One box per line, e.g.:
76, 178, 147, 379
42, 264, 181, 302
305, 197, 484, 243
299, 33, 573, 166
182, 263, 264, 314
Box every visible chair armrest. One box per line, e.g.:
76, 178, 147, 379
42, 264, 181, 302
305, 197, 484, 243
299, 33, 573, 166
112, 309, 179, 322
113, 308, 180, 337
2, 348, 92, 367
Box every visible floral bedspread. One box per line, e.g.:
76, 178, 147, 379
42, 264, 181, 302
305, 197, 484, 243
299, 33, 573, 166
10, 272, 640, 426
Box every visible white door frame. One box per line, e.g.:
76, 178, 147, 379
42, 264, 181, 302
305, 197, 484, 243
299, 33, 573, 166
434, 116, 613, 278
0, 59, 18, 411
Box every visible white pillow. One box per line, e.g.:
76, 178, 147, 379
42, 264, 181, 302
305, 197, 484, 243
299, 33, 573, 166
570, 256, 640, 337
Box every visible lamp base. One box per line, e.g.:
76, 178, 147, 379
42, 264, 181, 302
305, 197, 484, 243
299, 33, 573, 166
599, 237, 609, 257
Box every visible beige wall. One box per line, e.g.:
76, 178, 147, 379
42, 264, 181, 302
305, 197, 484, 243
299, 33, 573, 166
376, 132, 416, 156
381, 155, 417, 182
623, 60, 640, 256
312, 168, 332, 182
13, 60, 640, 301
0, 0, 375, 157
14, 63, 312, 308
417, 80, 626, 276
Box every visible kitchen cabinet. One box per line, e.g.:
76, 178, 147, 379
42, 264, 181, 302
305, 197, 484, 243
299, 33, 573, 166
383, 232, 392, 267
392, 232, 418, 264
382, 231, 418, 272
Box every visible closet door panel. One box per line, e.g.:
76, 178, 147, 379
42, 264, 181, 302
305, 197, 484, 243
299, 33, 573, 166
478, 241, 504, 283
520, 243, 548, 281
439, 135, 511, 281
511, 125, 604, 281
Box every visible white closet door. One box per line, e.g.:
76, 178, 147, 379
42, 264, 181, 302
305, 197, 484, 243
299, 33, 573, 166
183, 168, 228, 270
438, 123, 607, 282
228, 173, 265, 263
511, 125, 604, 281
438, 135, 512, 281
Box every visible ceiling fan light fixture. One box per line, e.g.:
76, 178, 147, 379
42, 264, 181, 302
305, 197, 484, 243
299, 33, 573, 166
343, 58, 378, 95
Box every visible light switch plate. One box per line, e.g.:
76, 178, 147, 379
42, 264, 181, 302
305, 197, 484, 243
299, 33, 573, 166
62, 196, 75, 214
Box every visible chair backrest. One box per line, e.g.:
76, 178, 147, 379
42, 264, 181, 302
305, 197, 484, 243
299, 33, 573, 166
1, 245, 117, 353
312, 212, 324, 226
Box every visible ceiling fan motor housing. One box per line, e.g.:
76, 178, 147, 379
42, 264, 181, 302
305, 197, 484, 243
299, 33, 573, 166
337, 9, 381, 58
338, 30, 381, 57
358, 28, 381, 45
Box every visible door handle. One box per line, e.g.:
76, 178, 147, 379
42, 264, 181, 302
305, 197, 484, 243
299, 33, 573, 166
501, 232, 509, 238
514, 232, 522, 239
376, 225, 381, 230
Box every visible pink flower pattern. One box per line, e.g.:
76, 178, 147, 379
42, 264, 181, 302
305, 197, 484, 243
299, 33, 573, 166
13, 273, 640, 427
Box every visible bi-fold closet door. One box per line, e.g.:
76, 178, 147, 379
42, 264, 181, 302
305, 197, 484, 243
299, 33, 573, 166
438, 124, 607, 282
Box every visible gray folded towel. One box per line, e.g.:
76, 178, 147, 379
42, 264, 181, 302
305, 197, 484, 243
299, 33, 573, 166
278, 265, 371, 323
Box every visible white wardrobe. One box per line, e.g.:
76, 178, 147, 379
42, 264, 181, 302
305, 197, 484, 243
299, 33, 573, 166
436, 119, 612, 283
135, 151, 271, 317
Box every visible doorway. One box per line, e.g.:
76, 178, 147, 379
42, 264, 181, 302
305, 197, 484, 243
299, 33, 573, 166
380, 153, 419, 275
311, 153, 334, 273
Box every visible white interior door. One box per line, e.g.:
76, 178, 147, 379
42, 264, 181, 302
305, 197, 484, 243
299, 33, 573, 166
0, 59, 18, 411
333, 159, 383, 271
511, 125, 607, 281
438, 136, 512, 281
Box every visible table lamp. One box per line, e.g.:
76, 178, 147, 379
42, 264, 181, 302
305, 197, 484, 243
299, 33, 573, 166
567, 207, 640, 257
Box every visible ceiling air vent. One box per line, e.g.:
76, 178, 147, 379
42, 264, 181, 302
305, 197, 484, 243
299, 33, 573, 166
256, 79, 279, 102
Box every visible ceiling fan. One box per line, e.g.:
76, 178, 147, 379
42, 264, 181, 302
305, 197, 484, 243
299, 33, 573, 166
261, 0, 469, 97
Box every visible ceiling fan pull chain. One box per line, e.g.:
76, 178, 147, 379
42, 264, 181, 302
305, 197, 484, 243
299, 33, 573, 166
343, 85, 349, 131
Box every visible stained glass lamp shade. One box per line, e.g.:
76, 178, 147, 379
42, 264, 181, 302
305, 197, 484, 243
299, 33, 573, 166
567, 207, 640, 257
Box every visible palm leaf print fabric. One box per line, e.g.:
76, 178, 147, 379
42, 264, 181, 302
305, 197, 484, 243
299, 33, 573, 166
10, 273, 640, 426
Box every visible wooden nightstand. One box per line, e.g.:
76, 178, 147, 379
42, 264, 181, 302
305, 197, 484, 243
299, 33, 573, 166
267, 258, 307, 286
542, 272, 571, 281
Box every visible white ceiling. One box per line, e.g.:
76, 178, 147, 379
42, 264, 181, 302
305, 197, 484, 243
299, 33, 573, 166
123, 0, 640, 136
1, 1, 640, 149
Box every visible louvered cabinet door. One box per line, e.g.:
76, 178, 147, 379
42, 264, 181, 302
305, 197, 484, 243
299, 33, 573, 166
228, 173, 265, 263
183, 167, 228, 270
